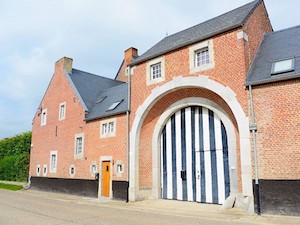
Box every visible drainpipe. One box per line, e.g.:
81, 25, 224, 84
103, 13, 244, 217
126, 66, 131, 202
249, 85, 261, 215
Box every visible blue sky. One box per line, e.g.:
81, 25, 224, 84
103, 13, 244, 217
0, 0, 299, 139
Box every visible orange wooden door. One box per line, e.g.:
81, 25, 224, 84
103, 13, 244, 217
102, 161, 110, 197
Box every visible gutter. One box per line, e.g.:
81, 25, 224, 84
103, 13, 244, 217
126, 66, 131, 202
249, 85, 261, 215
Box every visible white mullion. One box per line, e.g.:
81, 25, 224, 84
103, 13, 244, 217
195, 108, 201, 202
203, 108, 212, 203
214, 114, 225, 204
175, 111, 182, 200
166, 120, 173, 199
185, 107, 193, 201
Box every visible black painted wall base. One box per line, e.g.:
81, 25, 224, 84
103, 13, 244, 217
253, 179, 300, 216
112, 181, 129, 202
30, 176, 99, 198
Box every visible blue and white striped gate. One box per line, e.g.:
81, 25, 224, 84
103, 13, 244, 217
160, 106, 230, 204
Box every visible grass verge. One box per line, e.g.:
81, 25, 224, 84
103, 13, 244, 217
0, 183, 23, 191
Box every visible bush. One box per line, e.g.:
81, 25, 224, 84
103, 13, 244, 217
0, 132, 31, 181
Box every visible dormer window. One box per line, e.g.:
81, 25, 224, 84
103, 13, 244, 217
271, 58, 294, 75
107, 100, 123, 111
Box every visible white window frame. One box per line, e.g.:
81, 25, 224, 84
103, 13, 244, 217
115, 160, 124, 177
146, 56, 165, 86
74, 133, 84, 159
43, 165, 47, 176
100, 118, 116, 138
189, 39, 214, 73
36, 164, 41, 176
91, 164, 98, 174
41, 109, 47, 126
58, 102, 66, 120
69, 164, 75, 178
49, 150, 58, 173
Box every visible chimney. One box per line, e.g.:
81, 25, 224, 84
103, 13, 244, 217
124, 47, 138, 64
55, 57, 73, 74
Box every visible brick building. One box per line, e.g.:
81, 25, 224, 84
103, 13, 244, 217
29, 0, 300, 216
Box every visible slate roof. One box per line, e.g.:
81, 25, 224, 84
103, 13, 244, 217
67, 69, 128, 120
246, 25, 300, 86
131, 0, 262, 66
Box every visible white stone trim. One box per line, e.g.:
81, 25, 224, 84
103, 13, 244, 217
40, 109, 47, 126
42, 164, 47, 176
129, 76, 253, 212
58, 102, 66, 121
146, 56, 165, 86
69, 164, 75, 178
49, 150, 58, 173
98, 156, 113, 198
189, 40, 214, 73
36, 164, 41, 176
74, 133, 84, 159
100, 118, 116, 138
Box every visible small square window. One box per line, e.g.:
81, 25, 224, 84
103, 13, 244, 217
59, 102, 66, 120
41, 109, 47, 126
36, 165, 41, 176
150, 63, 162, 80
100, 119, 116, 138
91, 164, 97, 174
272, 58, 294, 74
69, 165, 75, 177
43, 165, 47, 176
195, 48, 209, 67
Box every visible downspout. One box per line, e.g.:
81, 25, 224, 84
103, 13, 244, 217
249, 84, 261, 215
126, 66, 131, 202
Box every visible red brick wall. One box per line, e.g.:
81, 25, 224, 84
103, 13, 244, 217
30, 60, 128, 182
252, 80, 300, 179
129, 1, 272, 192
243, 1, 273, 73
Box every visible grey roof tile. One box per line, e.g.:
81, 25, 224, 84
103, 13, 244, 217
85, 83, 128, 121
131, 0, 261, 65
246, 25, 300, 86
68, 69, 128, 120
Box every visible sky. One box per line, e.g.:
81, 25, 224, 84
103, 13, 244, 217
0, 0, 299, 139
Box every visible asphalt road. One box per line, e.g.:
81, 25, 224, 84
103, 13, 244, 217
0, 189, 298, 225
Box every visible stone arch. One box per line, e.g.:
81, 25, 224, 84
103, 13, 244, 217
129, 76, 252, 211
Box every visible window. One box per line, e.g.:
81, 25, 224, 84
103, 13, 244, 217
50, 151, 57, 173
146, 56, 165, 85
41, 109, 47, 126
91, 164, 97, 174
107, 100, 123, 111
74, 133, 84, 158
108, 122, 114, 133
100, 118, 116, 138
36, 165, 41, 176
59, 102, 66, 120
272, 58, 294, 74
115, 160, 124, 177
151, 63, 162, 80
43, 165, 47, 176
189, 40, 214, 73
76, 137, 83, 155
195, 48, 209, 67
69, 165, 75, 177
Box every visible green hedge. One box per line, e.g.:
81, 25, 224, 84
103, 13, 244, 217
0, 132, 31, 181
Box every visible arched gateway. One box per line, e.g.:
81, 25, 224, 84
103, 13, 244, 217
129, 76, 253, 212
160, 106, 230, 204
